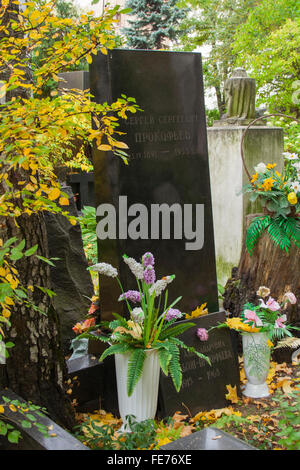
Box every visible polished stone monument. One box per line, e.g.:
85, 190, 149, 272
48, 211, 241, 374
90, 50, 219, 321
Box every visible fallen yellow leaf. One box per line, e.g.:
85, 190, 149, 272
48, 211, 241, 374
225, 384, 239, 404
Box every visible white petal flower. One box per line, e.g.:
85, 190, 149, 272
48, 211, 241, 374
283, 152, 298, 160
131, 307, 144, 323
292, 161, 300, 170
149, 275, 175, 297
123, 255, 144, 280
90, 262, 118, 278
254, 162, 267, 174
290, 181, 300, 193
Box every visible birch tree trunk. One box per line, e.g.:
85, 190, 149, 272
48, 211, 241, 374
0, 0, 75, 429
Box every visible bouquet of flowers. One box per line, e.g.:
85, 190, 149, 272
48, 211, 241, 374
217, 286, 299, 343
243, 151, 300, 254
80, 252, 210, 396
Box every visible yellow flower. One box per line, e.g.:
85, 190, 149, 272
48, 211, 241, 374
186, 303, 208, 319
267, 163, 277, 169
225, 317, 260, 333
251, 173, 258, 183
262, 177, 275, 192
288, 192, 298, 205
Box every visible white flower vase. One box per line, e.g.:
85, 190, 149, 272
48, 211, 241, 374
115, 349, 160, 432
242, 332, 270, 398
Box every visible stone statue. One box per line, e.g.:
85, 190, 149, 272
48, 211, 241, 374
214, 68, 257, 126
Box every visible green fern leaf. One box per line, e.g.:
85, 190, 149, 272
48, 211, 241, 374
159, 322, 195, 341
127, 348, 146, 397
279, 217, 300, 247
167, 340, 182, 392
158, 348, 172, 376
267, 218, 291, 253
99, 342, 131, 362
246, 216, 271, 255
171, 337, 211, 365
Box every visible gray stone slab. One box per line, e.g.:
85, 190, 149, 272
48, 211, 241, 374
0, 389, 89, 450
161, 427, 257, 450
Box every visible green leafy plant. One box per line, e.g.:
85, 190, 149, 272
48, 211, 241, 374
79, 252, 211, 396
75, 415, 158, 450
78, 206, 98, 264
0, 396, 50, 445
273, 392, 300, 450
243, 151, 300, 255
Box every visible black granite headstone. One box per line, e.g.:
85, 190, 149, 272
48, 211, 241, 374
90, 50, 219, 321
157, 311, 241, 418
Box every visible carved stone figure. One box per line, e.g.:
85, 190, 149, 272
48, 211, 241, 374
214, 68, 257, 126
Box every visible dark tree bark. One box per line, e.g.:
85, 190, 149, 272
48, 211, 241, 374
223, 214, 300, 326
223, 214, 300, 358
0, 0, 75, 429
223, 214, 300, 361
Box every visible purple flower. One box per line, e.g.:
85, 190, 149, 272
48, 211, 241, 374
142, 252, 155, 267
143, 265, 156, 285
118, 290, 141, 303
196, 328, 209, 341
165, 308, 182, 322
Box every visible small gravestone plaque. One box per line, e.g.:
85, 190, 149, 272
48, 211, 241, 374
158, 311, 240, 418
90, 50, 219, 321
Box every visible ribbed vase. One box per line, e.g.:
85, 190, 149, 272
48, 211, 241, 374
115, 349, 160, 432
242, 332, 270, 398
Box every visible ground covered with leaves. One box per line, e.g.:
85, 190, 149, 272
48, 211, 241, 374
73, 358, 300, 451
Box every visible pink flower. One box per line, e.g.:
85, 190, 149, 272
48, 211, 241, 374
259, 297, 280, 312
165, 308, 182, 322
283, 292, 297, 305
118, 290, 142, 303
244, 309, 263, 327
142, 252, 155, 267
143, 265, 156, 285
196, 328, 209, 341
275, 314, 287, 329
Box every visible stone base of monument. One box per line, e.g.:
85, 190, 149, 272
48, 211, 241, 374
0, 389, 89, 450
160, 427, 257, 450
67, 354, 119, 416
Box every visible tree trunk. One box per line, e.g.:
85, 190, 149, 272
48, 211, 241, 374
1, 212, 75, 429
223, 214, 300, 329
0, 0, 75, 429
